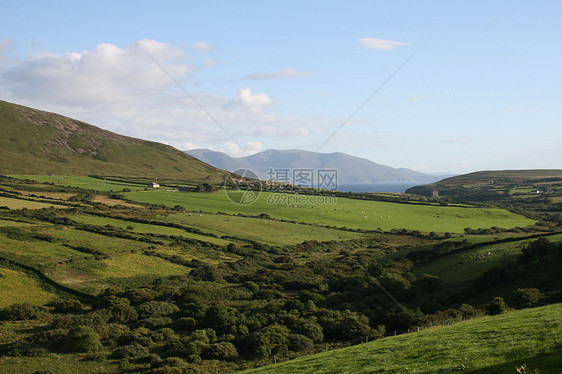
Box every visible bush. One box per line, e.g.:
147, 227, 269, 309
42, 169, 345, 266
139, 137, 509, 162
288, 334, 314, 352
0, 303, 47, 321
52, 299, 83, 313
65, 326, 102, 353
514, 288, 543, 308
204, 341, 238, 360
111, 343, 149, 359
137, 301, 179, 319
487, 296, 507, 315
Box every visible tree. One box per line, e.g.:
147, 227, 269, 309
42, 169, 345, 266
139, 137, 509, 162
204, 342, 238, 360
487, 296, 507, 315
65, 326, 102, 353
514, 288, 543, 308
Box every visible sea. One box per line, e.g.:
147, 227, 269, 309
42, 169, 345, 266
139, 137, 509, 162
337, 183, 419, 193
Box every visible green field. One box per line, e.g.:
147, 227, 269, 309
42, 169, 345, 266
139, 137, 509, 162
413, 234, 562, 285
160, 211, 367, 246
11, 175, 148, 192
126, 190, 536, 233
0, 196, 69, 210
0, 267, 57, 308
245, 303, 562, 374
70, 214, 234, 246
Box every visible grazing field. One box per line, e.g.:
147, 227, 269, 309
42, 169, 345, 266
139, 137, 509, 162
0, 347, 118, 373
69, 214, 234, 246
0, 267, 57, 308
91, 194, 143, 207
126, 190, 536, 233
11, 175, 147, 192
0, 196, 68, 210
245, 303, 562, 374
412, 234, 562, 285
160, 212, 368, 246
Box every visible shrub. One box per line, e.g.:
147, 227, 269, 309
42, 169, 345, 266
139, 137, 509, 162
0, 303, 47, 321
137, 301, 179, 319
111, 343, 149, 359
487, 296, 507, 315
288, 334, 314, 352
65, 326, 102, 353
204, 341, 238, 360
52, 299, 83, 313
514, 288, 543, 308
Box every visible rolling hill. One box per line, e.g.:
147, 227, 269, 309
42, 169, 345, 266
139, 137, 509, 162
185, 148, 446, 185
406, 169, 562, 201
0, 100, 227, 182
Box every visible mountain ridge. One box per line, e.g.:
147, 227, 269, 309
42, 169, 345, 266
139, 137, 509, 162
185, 148, 446, 185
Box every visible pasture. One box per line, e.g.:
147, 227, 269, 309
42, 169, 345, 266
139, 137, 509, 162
245, 303, 562, 374
0, 196, 68, 210
11, 175, 147, 192
412, 233, 562, 285
125, 190, 536, 233
160, 211, 368, 246
0, 267, 57, 308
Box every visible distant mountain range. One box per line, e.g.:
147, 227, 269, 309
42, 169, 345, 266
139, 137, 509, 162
185, 149, 448, 185
0, 100, 226, 182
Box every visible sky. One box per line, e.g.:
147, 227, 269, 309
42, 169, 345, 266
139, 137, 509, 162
0, 0, 561, 174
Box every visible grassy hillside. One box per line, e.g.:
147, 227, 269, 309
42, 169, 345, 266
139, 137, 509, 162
407, 169, 562, 202
0, 100, 226, 182
125, 189, 536, 233
245, 303, 562, 374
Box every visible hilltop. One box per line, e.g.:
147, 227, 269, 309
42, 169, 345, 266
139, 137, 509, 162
406, 169, 562, 201
185, 148, 444, 185
0, 101, 226, 182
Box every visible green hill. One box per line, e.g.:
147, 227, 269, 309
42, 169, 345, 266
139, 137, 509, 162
245, 303, 562, 374
0, 100, 226, 182
406, 169, 562, 201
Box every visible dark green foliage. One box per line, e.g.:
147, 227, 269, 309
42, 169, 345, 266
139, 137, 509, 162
64, 326, 102, 353
111, 343, 149, 359
0, 303, 47, 321
513, 288, 543, 308
204, 341, 238, 360
137, 301, 180, 318
52, 298, 84, 313
288, 334, 314, 352
487, 296, 507, 315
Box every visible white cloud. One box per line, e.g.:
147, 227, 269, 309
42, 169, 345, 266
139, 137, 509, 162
244, 68, 312, 80
357, 38, 412, 50
225, 141, 263, 157
1, 39, 190, 107
223, 88, 273, 113
0, 40, 343, 159
192, 41, 211, 52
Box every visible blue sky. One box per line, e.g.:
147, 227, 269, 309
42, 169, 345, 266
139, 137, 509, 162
1, 0, 560, 173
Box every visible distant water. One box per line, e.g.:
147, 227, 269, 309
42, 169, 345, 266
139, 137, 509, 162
337, 183, 419, 193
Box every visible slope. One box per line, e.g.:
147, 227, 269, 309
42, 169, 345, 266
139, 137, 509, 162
245, 303, 562, 374
0, 100, 226, 182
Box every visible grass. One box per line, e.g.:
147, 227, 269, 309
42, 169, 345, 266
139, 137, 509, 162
0, 196, 68, 210
160, 211, 368, 246
11, 175, 147, 192
69, 214, 234, 246
412, 234, 562, 285
0, 352, 119, 373
0, 267, 57, 307
125, 190, 536, 233
244, 303, 562, 374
